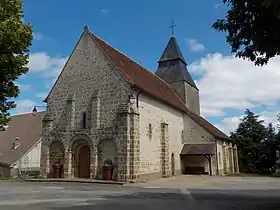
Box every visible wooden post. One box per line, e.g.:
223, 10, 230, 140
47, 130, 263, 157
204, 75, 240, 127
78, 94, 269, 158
203, 155, 212, 176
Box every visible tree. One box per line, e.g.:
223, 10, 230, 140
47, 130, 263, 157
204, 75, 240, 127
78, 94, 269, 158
0, 0, 33, 125
230, 109, 267, 172
212, 0, 280, 66
258, 123, 277, 173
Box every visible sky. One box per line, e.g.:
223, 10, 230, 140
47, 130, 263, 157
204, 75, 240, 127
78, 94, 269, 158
13, 0, 280, 134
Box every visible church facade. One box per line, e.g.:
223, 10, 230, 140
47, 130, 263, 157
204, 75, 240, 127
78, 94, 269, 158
40, 26, 239, 182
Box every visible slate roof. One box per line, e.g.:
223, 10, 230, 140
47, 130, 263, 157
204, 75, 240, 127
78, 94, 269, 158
0, 112, 44, 165
158, 36, 186, 64
156, 36, 198, 89
89, 32, 229, 140
180, 143, 215, 155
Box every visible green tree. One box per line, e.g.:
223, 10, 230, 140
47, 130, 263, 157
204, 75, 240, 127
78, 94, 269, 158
0, 0, 33, 125
212, 0, 280, 66
258, 123, 277, 173
230, 109, 267, 172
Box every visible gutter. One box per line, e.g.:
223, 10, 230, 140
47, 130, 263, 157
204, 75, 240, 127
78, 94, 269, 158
0, 162, 10, 168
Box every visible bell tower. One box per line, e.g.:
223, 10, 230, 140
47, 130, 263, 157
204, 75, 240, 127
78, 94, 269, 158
155, 36, 200, 114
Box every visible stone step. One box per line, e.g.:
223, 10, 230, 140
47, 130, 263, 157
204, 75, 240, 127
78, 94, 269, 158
25, 178, 124, 185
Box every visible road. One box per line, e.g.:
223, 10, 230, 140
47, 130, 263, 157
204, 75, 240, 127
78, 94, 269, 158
0, 181, 280, 209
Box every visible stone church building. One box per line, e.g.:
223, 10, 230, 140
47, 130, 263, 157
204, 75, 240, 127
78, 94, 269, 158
40, 26, 239, 182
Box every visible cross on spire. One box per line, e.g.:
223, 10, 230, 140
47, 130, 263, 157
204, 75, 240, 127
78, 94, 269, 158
170, 20, 176, 37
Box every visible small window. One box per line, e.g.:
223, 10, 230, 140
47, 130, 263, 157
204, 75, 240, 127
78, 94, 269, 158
148, 123, 152, 141
82, 112, 87, 129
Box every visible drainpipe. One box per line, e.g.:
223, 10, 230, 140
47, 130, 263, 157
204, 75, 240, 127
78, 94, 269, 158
136, 91, 143, 108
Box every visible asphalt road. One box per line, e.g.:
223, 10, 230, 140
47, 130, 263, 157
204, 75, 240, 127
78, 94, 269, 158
0, 182, 280, 210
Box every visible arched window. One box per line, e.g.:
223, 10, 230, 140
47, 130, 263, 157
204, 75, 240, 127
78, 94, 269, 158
82, 112, 86, 129
148, 123, 152, 141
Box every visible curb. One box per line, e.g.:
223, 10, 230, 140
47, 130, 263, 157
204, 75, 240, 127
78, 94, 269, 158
25, 179, 124, 185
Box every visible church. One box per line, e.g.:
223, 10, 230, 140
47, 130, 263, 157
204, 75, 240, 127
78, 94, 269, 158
40, 26, 239, 182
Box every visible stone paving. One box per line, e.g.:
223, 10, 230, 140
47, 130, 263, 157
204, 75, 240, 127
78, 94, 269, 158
129, 175, 280, 189
0, 175, 280, 209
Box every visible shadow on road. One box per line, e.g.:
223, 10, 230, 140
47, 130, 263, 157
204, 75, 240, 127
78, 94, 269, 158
48, 189, 280, 210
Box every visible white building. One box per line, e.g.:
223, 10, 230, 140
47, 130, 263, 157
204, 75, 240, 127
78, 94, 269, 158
0, 112, 44, 178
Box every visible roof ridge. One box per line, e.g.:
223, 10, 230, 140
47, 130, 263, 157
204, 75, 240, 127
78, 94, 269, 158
10, 111, 45, 117
89, 32, 150, 73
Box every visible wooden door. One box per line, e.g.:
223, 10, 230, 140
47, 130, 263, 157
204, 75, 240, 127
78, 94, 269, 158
78, 146, 90, 178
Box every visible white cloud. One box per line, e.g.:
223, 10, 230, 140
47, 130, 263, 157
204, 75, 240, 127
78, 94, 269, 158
33, 32, 43, 41
189, 53, 280, 117
215, 110, 280, 135
13, 100, 36, 114
14, 82, 32, 91
214, 115, 244, 135
36, 92, 48, 99
28, 52, 68, 87
259, 110, 279, 129
185, 39, 206, 52
28, 52, 67, 74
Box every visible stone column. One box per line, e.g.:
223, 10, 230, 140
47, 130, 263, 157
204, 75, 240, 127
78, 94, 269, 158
63, 149, 72, 178
128, 106, 140, 180
116, 104, 130, 181
40, 142, 50, 178
222, 143, 227, 174
228, 146, 234, 173
233, 145, 239, 173
90, 147, 98, 179
161, 123, 170, 178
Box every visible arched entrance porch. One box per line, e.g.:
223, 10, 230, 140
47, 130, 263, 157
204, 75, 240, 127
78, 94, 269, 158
49, 140, 65, 178
72, 139, 91, 179
97, 139, 117, 180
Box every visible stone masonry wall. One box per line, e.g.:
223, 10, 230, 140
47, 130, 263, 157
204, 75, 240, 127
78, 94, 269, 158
41, 30, 132, 180
45, 31, 131, 132
183, 115, 218, 175
183, 115, 215, 144
137, 93, 184, 178
185, 82, 200, 115
167, 81, 200, 115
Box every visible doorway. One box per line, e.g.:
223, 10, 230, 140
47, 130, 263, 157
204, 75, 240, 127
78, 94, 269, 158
78, 145, 91, 178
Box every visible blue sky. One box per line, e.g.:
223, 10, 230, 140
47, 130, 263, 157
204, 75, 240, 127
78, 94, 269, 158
13, 0, 280, 134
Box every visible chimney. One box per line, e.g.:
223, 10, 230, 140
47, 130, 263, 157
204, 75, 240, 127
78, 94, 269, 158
11, 137, 20, 151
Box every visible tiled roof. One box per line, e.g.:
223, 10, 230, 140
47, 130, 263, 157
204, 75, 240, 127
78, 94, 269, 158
0, 112, 44, 165
180, 143, 215, 155
90, 32, 229, 140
